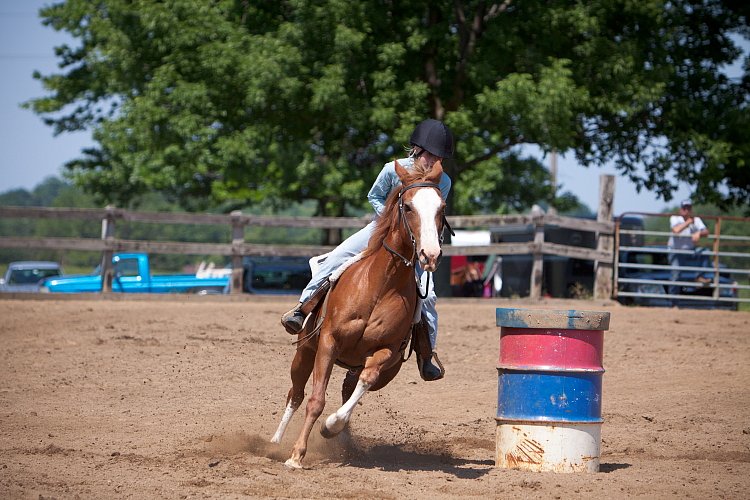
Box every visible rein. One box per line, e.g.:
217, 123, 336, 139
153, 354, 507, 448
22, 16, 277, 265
383, 182, 441, 267
382, 181, 455, 300
383, 182, 456, 300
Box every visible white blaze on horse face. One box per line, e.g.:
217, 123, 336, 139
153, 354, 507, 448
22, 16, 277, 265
411, 188, 443, 271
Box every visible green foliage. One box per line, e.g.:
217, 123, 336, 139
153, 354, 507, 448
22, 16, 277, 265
24, 0, 750, 216
0, 178, 97, 267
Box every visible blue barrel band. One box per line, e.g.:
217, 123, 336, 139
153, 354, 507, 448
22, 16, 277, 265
497, 370, 602, 422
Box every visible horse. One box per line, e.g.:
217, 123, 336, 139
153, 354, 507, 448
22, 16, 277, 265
270, 159, 446, 469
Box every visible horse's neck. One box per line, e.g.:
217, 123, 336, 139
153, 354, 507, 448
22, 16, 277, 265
383, 224, 414, 261
349, 214, 417, 290
370, 227, 417, 288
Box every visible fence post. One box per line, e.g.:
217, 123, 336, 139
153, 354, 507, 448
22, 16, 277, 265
594, 175, 615, 300
100, 205, 116, 293
712, 218, 722, 299
230, 210, 245, 295
529, 215, 545, 300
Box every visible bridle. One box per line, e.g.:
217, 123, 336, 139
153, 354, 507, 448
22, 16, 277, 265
383, 181, 455, 298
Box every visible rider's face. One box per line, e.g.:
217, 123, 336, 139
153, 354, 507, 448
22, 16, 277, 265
421, 151, 442, 167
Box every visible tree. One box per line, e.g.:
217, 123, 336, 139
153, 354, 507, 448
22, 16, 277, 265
26, 0, 750, 230
0, 178, 97, 264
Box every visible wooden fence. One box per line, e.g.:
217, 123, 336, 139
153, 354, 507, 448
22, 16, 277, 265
0, 176, 615, 298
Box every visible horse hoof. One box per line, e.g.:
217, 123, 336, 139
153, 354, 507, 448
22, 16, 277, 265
320, 424, 335, 439
320, 414, 346, 439
284, 458, 303, 470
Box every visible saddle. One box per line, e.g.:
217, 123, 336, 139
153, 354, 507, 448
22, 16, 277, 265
296, 280, 443, 381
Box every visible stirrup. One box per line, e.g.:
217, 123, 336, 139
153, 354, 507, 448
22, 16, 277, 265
419, 351, 445, 382
281, 307, 307, 335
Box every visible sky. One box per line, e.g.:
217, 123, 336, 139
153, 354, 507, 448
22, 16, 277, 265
0, 1, 744, 215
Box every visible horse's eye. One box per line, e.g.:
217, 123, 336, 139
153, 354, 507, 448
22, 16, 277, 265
403, 203, 413, 213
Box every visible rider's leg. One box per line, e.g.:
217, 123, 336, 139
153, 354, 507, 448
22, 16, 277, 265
416, 269, 444, 381
281, 221, 377, 334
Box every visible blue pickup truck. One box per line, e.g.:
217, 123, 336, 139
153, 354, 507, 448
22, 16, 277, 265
40, 253, 229, 294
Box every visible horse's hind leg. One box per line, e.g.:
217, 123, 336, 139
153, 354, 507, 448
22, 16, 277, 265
271, 343, 315, 444
321, 347, 396, 438
286, 335, 338, 469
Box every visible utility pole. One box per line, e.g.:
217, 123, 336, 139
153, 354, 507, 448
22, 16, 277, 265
550, 150, 558, 199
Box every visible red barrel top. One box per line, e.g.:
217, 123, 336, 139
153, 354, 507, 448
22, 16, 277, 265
499, 327, 604, 371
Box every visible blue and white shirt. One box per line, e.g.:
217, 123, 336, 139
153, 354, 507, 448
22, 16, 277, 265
367, 157, 452, 216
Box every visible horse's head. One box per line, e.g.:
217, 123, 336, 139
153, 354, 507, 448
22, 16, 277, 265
394, 159, 445, 272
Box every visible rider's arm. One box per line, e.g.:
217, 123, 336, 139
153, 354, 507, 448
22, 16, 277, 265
367, 162, 397, 216
438, 173, 452, 202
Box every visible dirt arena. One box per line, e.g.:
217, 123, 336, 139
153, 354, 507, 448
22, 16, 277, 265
1, 295, 748, 499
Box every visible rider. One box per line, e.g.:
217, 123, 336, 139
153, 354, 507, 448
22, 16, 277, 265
281, 118, 455, 381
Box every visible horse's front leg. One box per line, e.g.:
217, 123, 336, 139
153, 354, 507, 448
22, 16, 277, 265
286, 335, 338, 469
341, 368, 361, 404
321, 346, 397, 438
271, 342, 316, 444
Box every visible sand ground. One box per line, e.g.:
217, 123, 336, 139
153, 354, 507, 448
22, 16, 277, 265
1, 295, 748, 499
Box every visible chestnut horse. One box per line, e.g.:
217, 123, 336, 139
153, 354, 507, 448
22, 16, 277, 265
270, 159, 446, 469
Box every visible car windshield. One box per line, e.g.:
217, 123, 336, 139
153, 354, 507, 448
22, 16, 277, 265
8, 268, 61, 285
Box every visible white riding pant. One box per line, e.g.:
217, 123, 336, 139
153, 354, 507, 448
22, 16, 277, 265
299, 221, 439, 349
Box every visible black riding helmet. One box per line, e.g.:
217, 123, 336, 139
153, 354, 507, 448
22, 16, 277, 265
410, 119, 454, 159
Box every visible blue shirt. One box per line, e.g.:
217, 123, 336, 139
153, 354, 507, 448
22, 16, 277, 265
367, 157, 452, 216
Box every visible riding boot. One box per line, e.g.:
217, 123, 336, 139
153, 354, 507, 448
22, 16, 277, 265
412, 317, 445, 381
280, 304, 307, 335
280, 279, 331, 335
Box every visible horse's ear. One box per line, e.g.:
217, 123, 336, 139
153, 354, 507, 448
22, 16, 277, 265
395, 160, 409, 183
427, 160, 443, 184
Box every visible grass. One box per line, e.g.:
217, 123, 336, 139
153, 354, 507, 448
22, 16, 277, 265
739, 287, 750, 312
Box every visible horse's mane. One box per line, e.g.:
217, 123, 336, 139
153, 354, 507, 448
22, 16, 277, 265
361, 160, 434, 260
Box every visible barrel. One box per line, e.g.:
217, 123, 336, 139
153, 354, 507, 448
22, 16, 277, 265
495, 308, 610, 473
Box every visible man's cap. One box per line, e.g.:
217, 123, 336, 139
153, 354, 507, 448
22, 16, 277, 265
680, 199, 693, 207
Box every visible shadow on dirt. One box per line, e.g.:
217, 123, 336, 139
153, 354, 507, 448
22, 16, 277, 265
338, 442, 496, 479
599, 463, 632, 473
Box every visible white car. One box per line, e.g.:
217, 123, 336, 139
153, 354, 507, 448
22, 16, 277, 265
0, 261, 64, 293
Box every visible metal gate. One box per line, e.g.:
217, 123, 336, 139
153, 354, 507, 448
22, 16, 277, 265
613, 212, 750, 309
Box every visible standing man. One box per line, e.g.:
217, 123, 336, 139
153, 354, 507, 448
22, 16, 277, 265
667, 199, 709, 299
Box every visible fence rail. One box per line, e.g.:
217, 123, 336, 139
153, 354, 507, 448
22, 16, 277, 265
0, 200, 615, 297
614, 212, 750, 307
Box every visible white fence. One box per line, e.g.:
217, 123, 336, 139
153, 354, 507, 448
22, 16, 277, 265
614, 212, 750, 309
